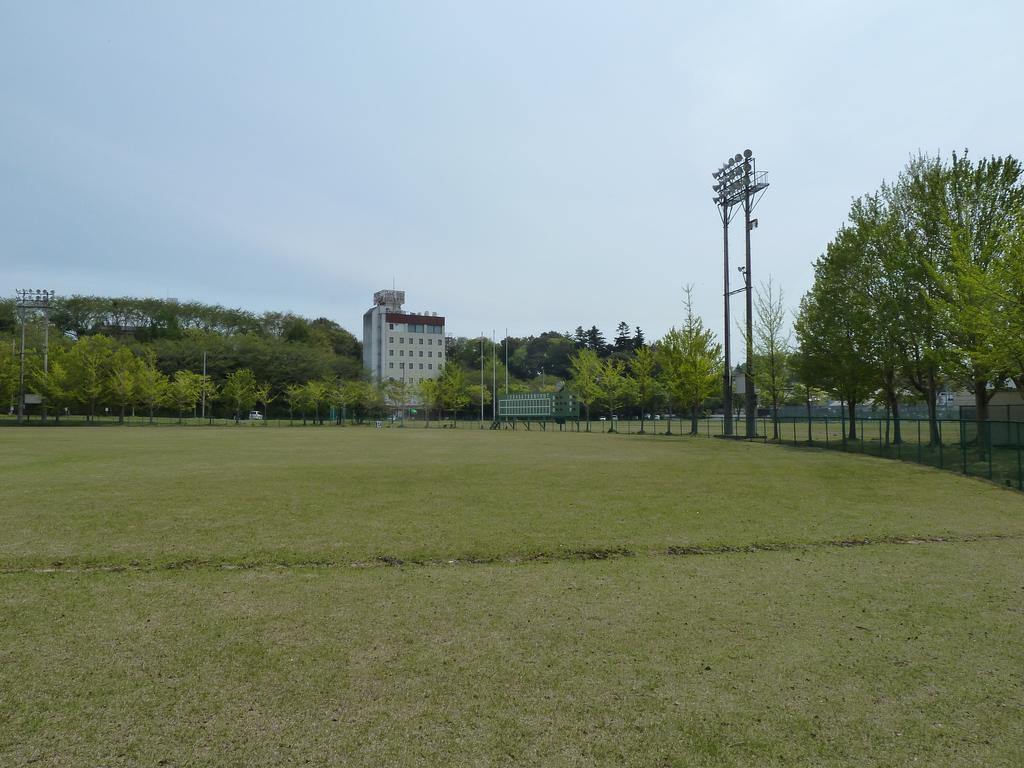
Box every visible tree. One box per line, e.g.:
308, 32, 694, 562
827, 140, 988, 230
221, 368, 259, 422
383, 378, 409, 423
107, 345, 142, 423
439, 365, 472, 426
794, 228, 878, 441
751, 278, 791, 440
787, 354, 826, 443
304, 380, 330, 424
568, 348, 602, 431
134, 351, 170, 424
926, 151, 1024, 455
630, 346, 657, 433
612, 322, 633, 354
253, 382, 275, 424
596, 358, 633, 431
64, 334, 117, 421
30, 350, 74, 422
285, 382, 312, 424
0, 336, 20, 415
657, 288, 722, 435
168, 370, 204, 423
632, 326, 646, 350
886, 156, 948, 444
418, 378, 442, 427
585, 326, 607, 354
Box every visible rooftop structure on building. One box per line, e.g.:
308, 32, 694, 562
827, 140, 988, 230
362, 289, 446, 390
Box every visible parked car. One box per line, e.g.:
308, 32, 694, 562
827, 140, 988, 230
248, 410, 264, 420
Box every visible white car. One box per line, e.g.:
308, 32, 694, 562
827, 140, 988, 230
248, 410, 264, 420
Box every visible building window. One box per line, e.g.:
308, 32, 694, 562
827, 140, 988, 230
419, 351, 423, 357
428, 364, 432, 370
389, 362, 394, 369
428, 339, 432, 345
389, 336, 394, 343
428, 351, 432, 358
419, 363, 423, 369
399, 337, 404, 344
389, 323, 394, 330
419, 338, 424, 344
400, 363, 404, 369
389, 349, 394, 356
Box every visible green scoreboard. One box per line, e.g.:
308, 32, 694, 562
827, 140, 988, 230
497, 391, 579, 421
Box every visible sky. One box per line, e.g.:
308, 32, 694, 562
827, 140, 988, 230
3, 1, 1023, 349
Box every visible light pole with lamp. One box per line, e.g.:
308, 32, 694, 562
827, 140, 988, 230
14, 289, 55, 424
712, 150, 768, 437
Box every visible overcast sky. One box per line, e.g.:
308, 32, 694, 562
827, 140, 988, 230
3, 1, 1023, 347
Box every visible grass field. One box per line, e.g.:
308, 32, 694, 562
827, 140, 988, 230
2, 428, 1023, 766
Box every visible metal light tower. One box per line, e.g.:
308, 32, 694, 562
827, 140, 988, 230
712, 150, 768, 437
15, 289, 55, 424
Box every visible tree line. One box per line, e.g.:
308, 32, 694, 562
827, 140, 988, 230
794, 150, 1024, 446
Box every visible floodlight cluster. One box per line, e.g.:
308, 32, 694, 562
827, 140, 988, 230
15, 288, 55, 307
711, 149, 754, 205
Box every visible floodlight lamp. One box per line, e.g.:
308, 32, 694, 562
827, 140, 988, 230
734, 153, 742, 163
743, 149, 752, 158
743, 161, 751, 172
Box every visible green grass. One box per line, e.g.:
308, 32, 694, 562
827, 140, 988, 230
1, 427, 1022, 766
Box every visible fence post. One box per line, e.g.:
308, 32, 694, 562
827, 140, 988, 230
917, 420, 922, 464
878, 420, 882, 456
825, 416, 829, 449
939, 421, 944, 469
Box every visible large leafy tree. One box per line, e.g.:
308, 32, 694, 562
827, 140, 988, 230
885, 156, 948, 444
64, 334, 117, 421
926, 152, 1024, 450
794, 228, 878, 441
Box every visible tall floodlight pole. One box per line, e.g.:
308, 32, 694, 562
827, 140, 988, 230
712, 173, 735, 436
712, 150, 768, 437
479, 333, 484, 428
14, 289, 55, 424
492, 330, 497, 424
201, 350, 208, 420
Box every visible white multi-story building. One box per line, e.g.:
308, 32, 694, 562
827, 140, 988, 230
362, 289, 446, 386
